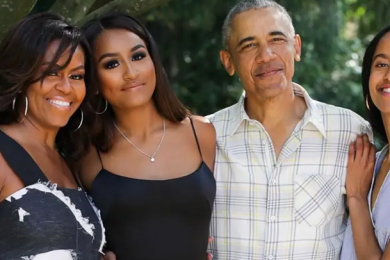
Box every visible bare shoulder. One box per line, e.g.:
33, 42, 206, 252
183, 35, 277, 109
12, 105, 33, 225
0, 151, 17, 200
186, 116, 216, 172
0, 152, 7, 196
76, 145, 102, 191
189, 115, 216, 137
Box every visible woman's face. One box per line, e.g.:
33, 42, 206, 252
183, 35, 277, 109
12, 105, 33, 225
369, 32, 390, 114
93, 28, 156, 110
25, 40, 86, 129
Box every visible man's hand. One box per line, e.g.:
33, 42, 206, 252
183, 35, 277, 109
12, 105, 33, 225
100, 251, 116, 260
346, 134, 376, 200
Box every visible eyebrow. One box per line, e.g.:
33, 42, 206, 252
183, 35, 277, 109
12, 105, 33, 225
373, 53, 388, 60
237, 36, 255, 48
40, 62, 84, 72
237, 31, 288, 48
97, 44, 146, 62
69, 65, 85, 72
269, 30, 287, 37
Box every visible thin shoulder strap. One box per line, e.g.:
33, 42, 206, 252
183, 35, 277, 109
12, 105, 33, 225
96, 147, 104, 169
189, 117, 203, 160
0, 129, 49, 186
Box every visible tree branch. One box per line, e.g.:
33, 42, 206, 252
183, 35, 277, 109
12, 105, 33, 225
78, 0, 178, 25
49, 0, 98, 23
0, 0, 38, 40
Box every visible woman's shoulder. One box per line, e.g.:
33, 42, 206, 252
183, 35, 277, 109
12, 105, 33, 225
76, 146, 102, 190
187, 115, 215, 133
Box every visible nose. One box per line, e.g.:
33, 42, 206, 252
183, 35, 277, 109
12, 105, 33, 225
123, 61, 139, 81
385, 68, 390, 81
254, 45, 275, 64
55, 77, 71, 94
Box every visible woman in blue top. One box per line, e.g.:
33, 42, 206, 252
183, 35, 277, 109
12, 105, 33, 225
341, 25, 390, 260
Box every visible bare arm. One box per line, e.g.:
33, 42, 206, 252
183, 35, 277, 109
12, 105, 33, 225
347, 135, 390, 260
348, 197, 382, 260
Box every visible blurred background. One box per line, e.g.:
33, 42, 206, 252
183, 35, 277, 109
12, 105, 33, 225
3, 0, 390, 117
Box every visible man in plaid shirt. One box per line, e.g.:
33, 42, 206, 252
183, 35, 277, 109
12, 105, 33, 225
206, 0, 372, 259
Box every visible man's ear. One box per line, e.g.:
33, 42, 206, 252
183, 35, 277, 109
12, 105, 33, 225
219, 50, 235, 76
294, 34, 302, 61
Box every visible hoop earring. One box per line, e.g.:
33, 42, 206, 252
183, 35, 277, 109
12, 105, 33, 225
95, 100, 108, 115
73, 109, 83, 132
12, 95, 28, 123
366, 96, 370, 110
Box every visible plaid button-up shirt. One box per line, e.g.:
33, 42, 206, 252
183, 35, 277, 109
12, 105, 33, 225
206, 84, 373, 260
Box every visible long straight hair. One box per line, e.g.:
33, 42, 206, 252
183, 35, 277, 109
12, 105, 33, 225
82, 12, 190, 152
362, 25, 390, 143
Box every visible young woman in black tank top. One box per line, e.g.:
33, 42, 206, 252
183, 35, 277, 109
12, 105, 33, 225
78, 13, 216, 260
0, 13, 105, 259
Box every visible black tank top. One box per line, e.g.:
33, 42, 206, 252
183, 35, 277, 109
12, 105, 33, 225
0, 129, 105, 260
90, 118, 216, 260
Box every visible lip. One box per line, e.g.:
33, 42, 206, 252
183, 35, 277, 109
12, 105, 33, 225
46, 97, 73, 111
121, 83, 145, 91
377, 84, 390, 97
256, 68, 283, 78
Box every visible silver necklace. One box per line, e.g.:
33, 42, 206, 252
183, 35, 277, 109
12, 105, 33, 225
113, 118, 165, 162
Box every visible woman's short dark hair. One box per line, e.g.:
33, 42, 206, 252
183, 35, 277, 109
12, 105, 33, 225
0, 12, 95, 161
81, 12, 190, 153
362, 25, 390, 143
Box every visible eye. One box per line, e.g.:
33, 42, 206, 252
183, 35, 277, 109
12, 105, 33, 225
243, 43, 256, 50
70, 74, 84, 80
272, 38, 285, 42
132, 52, 146, 61
104, 60, 120, 69
376, 63, 389, 68
47, 71, 58, 76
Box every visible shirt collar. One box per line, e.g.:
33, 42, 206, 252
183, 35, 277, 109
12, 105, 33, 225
227, 83, 327, 137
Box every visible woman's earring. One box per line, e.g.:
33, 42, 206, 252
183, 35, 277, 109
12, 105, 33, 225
73, 109, 84, 132
95, 100, 108, 115
12, 95, 28, 123
295, 55, 301, 62
366, 96, 370, 110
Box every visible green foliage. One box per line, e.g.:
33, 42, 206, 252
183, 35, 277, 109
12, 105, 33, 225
5, 0, 389, 120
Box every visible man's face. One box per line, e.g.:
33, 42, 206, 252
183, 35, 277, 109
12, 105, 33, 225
220, 7, 301, 99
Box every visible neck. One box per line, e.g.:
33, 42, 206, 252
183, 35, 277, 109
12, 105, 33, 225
245, 83, 306, 128
382, 114, 390, 161
12, 117, 59, 149
112, 101, 164, 140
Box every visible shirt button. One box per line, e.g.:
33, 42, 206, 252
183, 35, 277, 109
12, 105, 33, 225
270, 216, 276, 221
268, 255, 274, 260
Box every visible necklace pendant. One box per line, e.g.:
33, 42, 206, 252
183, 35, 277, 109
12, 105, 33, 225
150, 157, 155, 162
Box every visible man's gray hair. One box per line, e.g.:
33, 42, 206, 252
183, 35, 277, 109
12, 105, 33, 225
222, 0, 295, 50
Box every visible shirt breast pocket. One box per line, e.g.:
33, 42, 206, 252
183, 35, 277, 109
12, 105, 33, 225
294, 173, 342, 228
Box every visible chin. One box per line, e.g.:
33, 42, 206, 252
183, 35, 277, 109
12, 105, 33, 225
379, 108, 390, 115
256, 84, 285, 98
49, 118, 73, 130
123, 97, 154, 109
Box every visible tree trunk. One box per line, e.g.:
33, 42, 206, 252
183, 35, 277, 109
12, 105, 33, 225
78, 0, 178, 25
49, 0, 97, 23
0, 0, 37, 40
